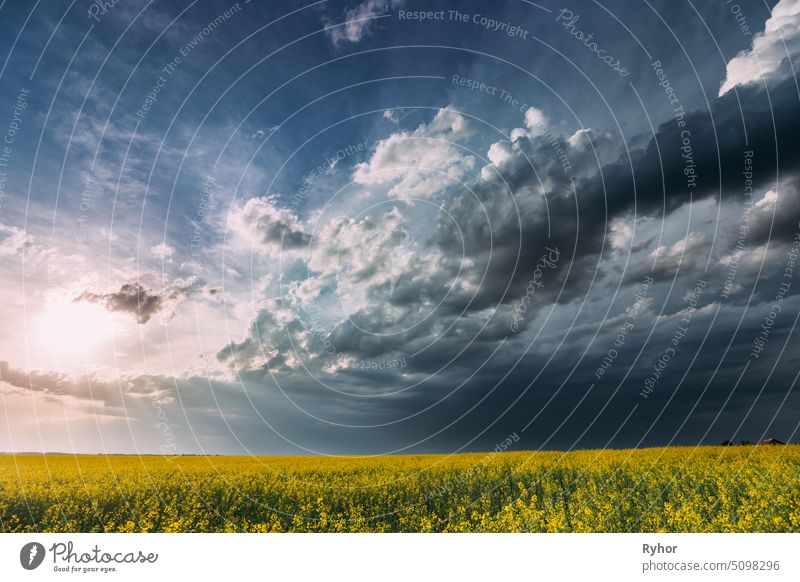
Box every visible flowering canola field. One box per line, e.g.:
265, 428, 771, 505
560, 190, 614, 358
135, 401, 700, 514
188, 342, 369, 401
2, 446, 799, 532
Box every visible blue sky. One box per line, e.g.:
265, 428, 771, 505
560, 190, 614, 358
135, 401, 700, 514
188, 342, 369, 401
1, 0, 799, 455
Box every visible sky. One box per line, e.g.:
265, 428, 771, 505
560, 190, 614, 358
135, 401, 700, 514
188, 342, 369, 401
0, 0, 799, 455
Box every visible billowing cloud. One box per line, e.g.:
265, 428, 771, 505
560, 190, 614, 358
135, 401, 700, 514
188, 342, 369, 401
353, 108, 476, 200
77, 283, 166, 324
747, 177, 800, 244
626, 232, 710, 283
228, 195, 312, 255
326, 0, 403, 46
76, 278, 213, 324
151, 242, 175, 260
0, 224, 30, 256
5, 0, 800, 455
719, 0, 800, 95
222, 52, 800, 388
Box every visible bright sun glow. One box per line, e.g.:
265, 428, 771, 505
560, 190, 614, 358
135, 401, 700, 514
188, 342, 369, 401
34, 300, 116, 359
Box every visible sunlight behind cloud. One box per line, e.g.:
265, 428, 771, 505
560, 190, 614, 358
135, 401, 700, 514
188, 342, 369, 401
34, 299, 118, 360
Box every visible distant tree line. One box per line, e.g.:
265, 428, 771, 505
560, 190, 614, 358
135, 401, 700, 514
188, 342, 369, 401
721, 438, 787, 446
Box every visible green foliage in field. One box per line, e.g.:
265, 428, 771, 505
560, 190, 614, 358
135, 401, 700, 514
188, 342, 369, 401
1, 446, 799, 532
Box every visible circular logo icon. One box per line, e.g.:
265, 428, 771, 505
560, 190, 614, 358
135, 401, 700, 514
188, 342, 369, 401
20, 542, 45, 570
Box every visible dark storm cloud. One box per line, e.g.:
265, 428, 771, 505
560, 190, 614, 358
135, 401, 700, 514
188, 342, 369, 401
201, 38, 800, 455
78, 283, 165, 324
598, 75, 800, 220
231, 196, 313, 253
392, 292, 800, 452
439, 74, 800, 316
219, 72, 800, 392
747, 173, 800, 245
77, 280, 214, 324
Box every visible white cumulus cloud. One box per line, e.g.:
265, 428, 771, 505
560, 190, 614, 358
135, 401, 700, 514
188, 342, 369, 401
719, 0, 800, 95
